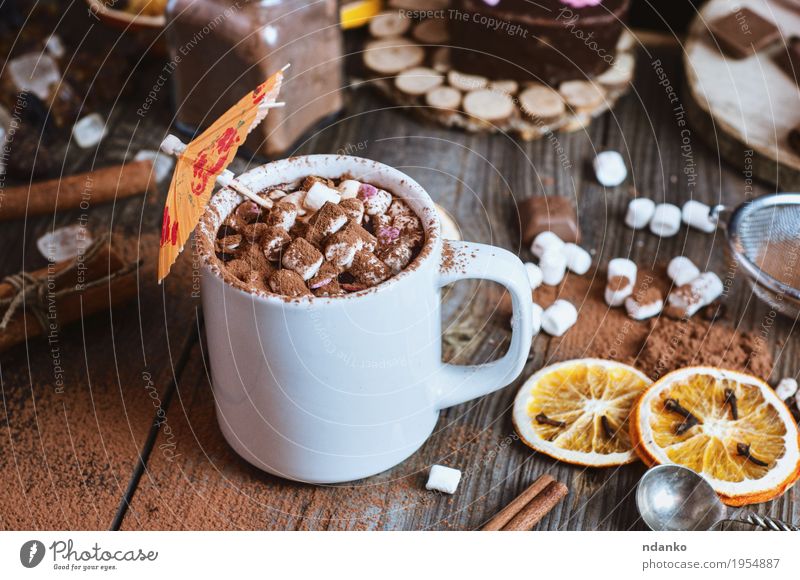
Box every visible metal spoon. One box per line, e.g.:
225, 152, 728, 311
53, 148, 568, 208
636, 464, 799, 531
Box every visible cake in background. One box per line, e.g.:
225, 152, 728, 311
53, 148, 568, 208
449, 0, 631, 85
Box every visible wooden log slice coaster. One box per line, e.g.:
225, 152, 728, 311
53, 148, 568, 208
395, 67, 444, 96
359, 11, 635, 139
363, 38, 426, 75
369, 11, 411, 38
683, 0, 800, 189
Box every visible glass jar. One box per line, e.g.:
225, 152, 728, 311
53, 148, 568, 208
165, 0, 343, 157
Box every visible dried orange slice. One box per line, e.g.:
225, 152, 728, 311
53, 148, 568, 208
513, 359, 652, 466
630, 367, 800, 506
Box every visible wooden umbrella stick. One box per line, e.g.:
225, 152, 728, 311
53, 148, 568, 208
0, 159, 156, 221
482, 474, 555, 531
159, 133, 281, 210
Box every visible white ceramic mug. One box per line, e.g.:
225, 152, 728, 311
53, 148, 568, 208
196, 155, 533, 483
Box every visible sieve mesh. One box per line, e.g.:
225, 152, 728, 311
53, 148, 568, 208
727, 194, 800, 319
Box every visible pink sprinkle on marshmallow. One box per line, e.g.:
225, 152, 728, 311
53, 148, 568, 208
378, 226, 401, 243
358, 183, 378, 199
309, 277, 334, 290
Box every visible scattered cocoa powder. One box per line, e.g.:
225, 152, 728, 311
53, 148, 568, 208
607, 275, 629, 291
505, 265, 776, 381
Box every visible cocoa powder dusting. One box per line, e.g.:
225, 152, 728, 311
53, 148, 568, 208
526, 266, 773, 380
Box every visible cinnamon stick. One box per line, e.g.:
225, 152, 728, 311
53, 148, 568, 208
482, 474, 555, 531
0, 159, 155, 221
0, 239, 138, 353
501, 480, 569, 531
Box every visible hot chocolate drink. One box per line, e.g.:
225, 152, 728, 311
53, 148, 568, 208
215, 176, 426, 297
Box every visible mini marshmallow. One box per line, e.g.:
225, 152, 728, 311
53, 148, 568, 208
281, 191, 307, 216
608, 258, 637, 284
593, 150, 627, 187
605, 284, 633, 307
531, 231, 565, 259
531, 302, 543, 335
360, 186, 393, 216
425, 465, 461, 494
304, 181, 341, 212
625, 294, 664, 320
667, 256, 701, 287
266, 201, 298, 231
540, 248, 567, 286
625, 198, 656, 229
776, 377, 798, 400
339, 198, 365, 223
338, 179, 362, 199
524, 262, 543, 289
510, 301, 543, 335
605, 258, 636, 307
649, 203, 682, 237
682, 200, 717, 233
542, 300, 578, 336
563, 243, 592, 275
282, 238, 323, 280
667, 271, 723, 316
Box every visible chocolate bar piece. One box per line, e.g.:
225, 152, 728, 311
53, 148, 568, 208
518, 196, 580, 246
709, 8, 781, 59
774, 36, 800, 86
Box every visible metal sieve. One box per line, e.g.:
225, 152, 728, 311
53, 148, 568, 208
712, 193, 800, 320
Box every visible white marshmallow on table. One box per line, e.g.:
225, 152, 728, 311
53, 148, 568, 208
304, 181, 341, 212
426, 465, 461, 494
625, 197, 656, 229
530, 302, 543, 335
649, 203, 682, 237
563, 243, 592, 275
514, 302, 543, 335
593, 150, 628, 187
539, 248, 567, 286
605, 258, 637, 307
338, 179, 361, 199
667, 271, 723, 316
625, 295, 664, 320
682, 200, 717, 233
605, 284, 633, 307
531, 231, 565, 259
541, 299, 578, 337
608, 257, 637, 284
775, 377, 798, 400
524, 262, 543, 289
667, 256, 701, 287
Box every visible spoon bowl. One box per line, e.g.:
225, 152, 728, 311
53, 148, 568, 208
636, 464, 725, 531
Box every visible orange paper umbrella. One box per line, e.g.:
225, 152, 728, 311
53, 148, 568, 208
157, 67, 286, 282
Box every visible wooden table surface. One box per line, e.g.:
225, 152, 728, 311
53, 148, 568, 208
1, 32, 798, 531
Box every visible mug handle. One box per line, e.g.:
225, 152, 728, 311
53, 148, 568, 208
435, 240, 533, 410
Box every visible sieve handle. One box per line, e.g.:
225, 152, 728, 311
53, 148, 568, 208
710, 204, 730, 229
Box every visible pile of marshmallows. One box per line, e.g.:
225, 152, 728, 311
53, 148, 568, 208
523, 232, 592, 337
626, 197, 718, 236
604, 256, 724, 320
